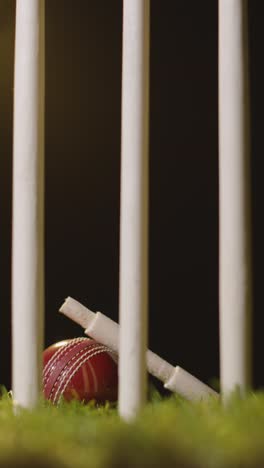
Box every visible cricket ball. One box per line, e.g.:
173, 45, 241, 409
43, 337, 118, 405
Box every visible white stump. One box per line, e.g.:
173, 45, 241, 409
12, 0, 45, 408
219, 0, 252, 395
119, 0, 150, 420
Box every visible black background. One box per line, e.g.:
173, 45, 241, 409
0, 0, 264, 392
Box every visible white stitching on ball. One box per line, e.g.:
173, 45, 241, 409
53, 346, 110, 404
43, 338, 86, 386
48, 342, 100, 400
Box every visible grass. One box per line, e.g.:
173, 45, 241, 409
1, 387, 264, 468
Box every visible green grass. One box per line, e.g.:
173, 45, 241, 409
1, 388, 264, 468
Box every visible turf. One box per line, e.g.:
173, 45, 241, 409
1, 387, 264, 468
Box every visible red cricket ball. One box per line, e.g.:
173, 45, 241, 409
43, 337, 118, 405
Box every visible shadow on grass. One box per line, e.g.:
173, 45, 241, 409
105, 431, 199, 468
0, 454, 65, 468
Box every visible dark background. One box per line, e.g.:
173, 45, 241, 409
0, 0, 264, 392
